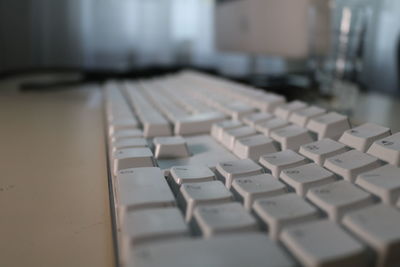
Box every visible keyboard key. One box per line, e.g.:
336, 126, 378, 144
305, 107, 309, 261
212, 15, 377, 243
222, 102, 254, 120
259, 149, 308, 177
274, 101, 307, 120
253, 193, 319, 240
306, 112, 351, 140
174, 111, 226, 135
153, 136, 190, 159
125, 86, 173, 138
343, 204, 400, 267
339, 123, 391, 152
222, 126, 258, 150
193, 202, 258, 238
367, 132, 400, 166
270, 125, 314, 151
231, 173, 287, 210
169, 166, 215, 184
168, 166, 215, 194
252, 93, 286, 112
216, 159, 263, 188
111, 129, 143, 142
142, 117, 172, 137
299, 138, 349, 165
130, 233, 297, 267
211, 120, 243, 142
108, 118, 139, 136
178, 181, 233, 221
306, 180, 374, 221
113, 148, 155, 175
122, 207, 188, 245
233, 134, 278, 160
107, 113, 134, 127
324, 150, 381, 182
280, 163, 336, 197
289, 106, 326, 127
111, 138, 148, 153
116, 167, 175, 211
281, 220, 367, 267
356, 164, 400, 204
252, 94, 286, 112
255, 117, 290, 136
242, 112, 273, 127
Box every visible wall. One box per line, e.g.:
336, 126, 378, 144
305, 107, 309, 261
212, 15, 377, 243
0, 0, 33, 71
0, 0, 216, 72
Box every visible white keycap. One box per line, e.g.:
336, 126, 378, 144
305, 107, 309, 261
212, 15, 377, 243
255, 117, 290, 136
125, 84, 172, 137
193, 202, 258, 238
289, 106, 326, 127
299, 138, 349, 166
112, 138, 148, 153
107, 112, 133, 126
174, 112, 226, 135
216, 159, 263, 188
130, 233, 296, 267
339, 123, 391, 152
270, 125, 314, 151
306, 180, 374, 221
280, 163, 336, 197
111, 129, 143, 142
253, 93, 286, 112
178, 181, 233, 221
367, 132, 400, 166
343, 204, 400, 267
274, 101, 307, 120
105, 99, 128, 116
108, 118, 139, 136
259, 150, 308, 177
153, 136, 190, 159
242, 112, 274, 127
122, 207, 188, 245
223, 102, 254, 120
231, 173, 287, 210
168, 166, 215, 194
142, 118, 172, 138
116, 167, 175, 211
221, 126, 257, 150
324, 150, 381, 182
211, 120, 243, 142
113, 148, 155, 175
356, 164, 400, 204
281, 220, 367, 267
233, 134, 278, 160
307, 112, 351, 140
253, 193, 319, 240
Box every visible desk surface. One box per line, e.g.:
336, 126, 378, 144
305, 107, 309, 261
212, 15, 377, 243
0, 86, 115, 267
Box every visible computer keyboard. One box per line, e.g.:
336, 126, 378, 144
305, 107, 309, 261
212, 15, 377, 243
105, 70, 400, 267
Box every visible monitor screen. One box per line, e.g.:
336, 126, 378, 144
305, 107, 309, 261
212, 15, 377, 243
215, 0, 331, 59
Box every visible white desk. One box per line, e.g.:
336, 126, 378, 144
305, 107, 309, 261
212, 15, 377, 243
0, 85, 115, 267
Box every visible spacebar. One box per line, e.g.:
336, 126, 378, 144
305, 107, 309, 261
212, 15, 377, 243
129, 233, 296, 267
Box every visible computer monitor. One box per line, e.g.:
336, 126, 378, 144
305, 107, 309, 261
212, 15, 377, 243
215, 0, 331, 59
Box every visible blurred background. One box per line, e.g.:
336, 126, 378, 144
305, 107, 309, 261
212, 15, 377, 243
0, 0, 399, 127
0, 0, 399, 90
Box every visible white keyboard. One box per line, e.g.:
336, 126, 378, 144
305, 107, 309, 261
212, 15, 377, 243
105, 70, 400, 267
